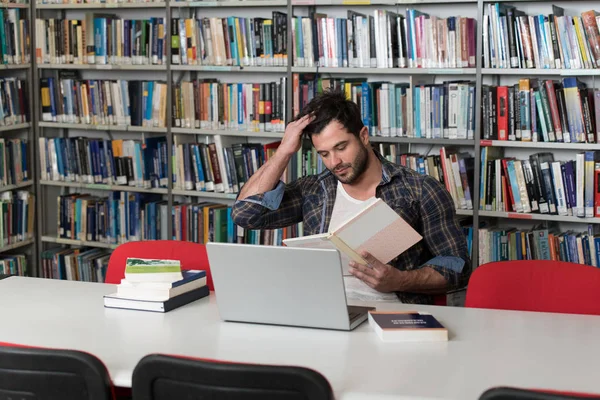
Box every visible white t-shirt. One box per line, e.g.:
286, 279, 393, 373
329, 181, 400, 303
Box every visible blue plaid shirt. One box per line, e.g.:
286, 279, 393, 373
231, 151, 471, 304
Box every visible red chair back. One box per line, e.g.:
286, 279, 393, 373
105, 241, 213, 290
465, 260, 600, 316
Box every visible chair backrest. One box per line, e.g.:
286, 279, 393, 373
0, 344, 114, 400
465, 260, 600, 315
105, 240, 213, 290
480, 387, 600, 399
132, 354, 334, 400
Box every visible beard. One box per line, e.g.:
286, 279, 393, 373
332, 144, 369, 184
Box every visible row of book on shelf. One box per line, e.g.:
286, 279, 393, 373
34, 74, 600, 143
55, 192, 299, 247
24, 3, 600, 72
0, 138, 29, 187
39, 135, 282, 194
41, 247, 110, 282
0, 9, 29, 66
295, 76, 476, 139
483, 79, 600, 143
40, 75, 168, 128
0, 255, 27, 276
40, 75, 288, 132
0, 191, 34, 248
36, 16, 167, 66
484, 3, 600, 70
173, 78, 286, 132
479, 224, 600, 269
32, 9, 477, 70
0, 78, 30, 126
380, 143, 600, 219
480, 149, 600, 218
171, 14, 287, 67
294, 10, 475, 70
377, 143, 474, 211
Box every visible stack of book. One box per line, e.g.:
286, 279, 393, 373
103, 258, 209, 313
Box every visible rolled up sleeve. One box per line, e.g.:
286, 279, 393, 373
419, 177, 472, 291
231, 180, 304, 230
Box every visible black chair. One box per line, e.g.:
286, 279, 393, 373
0, 345, 114, 400
480, 387, 600, 400
132, 354, 334, 400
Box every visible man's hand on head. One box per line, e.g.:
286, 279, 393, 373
348, 251, 404, 293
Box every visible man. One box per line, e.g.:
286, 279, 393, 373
231, 90, 471, 304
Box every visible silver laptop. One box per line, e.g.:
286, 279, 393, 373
206, 243, 373, 331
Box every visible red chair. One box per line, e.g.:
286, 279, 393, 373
105, 241, 213, 291
479, 386, 600, 399
131, 354, 334, 400
465, 260, 600, 316
0, 341, 115, 400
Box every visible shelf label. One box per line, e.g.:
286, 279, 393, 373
480, 140, 492, 146
343, 0, 370, 5
104, 3, 118, 7
292, 0, 315, 4
507, 213, 532, 220
96, 64, 113, 70
95, 125, 109, 130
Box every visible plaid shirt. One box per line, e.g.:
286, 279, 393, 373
232, 151, 471, 304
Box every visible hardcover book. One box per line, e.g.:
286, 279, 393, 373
282, 198, 422, 275
368, 311, 448, 342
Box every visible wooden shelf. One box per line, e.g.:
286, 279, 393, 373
1, 3, 29, 8
0, 181, 33, 193
371, 137, 475, 145
172, 127, 284, 138
172, 189, 237, 201
482, 68, 600, 76
292, 67, 476, 75
40, 180, 168, 195
479, 210, 600, 224
171, 0, 285, 6
38, 122, 167, 133
36, 1, 166, 8
171, 65, 287, 72
0, 239, 34, 254
292, 0, 475, 4
38, 64, 166, 71
481, 140, 600, 151
0, 64, 30, 70
456, 209, 474, 216
0, 123, 30, 133
41, 236, 119, 250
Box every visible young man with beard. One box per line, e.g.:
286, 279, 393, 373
231, 90, 471, 304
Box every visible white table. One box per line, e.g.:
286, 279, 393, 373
1, 277, 599, 400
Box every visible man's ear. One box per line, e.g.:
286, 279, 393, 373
359, 126, 370, 145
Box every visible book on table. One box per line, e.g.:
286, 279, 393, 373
368, 311, 448, 342
282, 197, 422, 274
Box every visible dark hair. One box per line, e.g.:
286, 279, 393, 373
294, 89, 364, 139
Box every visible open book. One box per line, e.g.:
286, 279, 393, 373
282, 198, 422, 275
